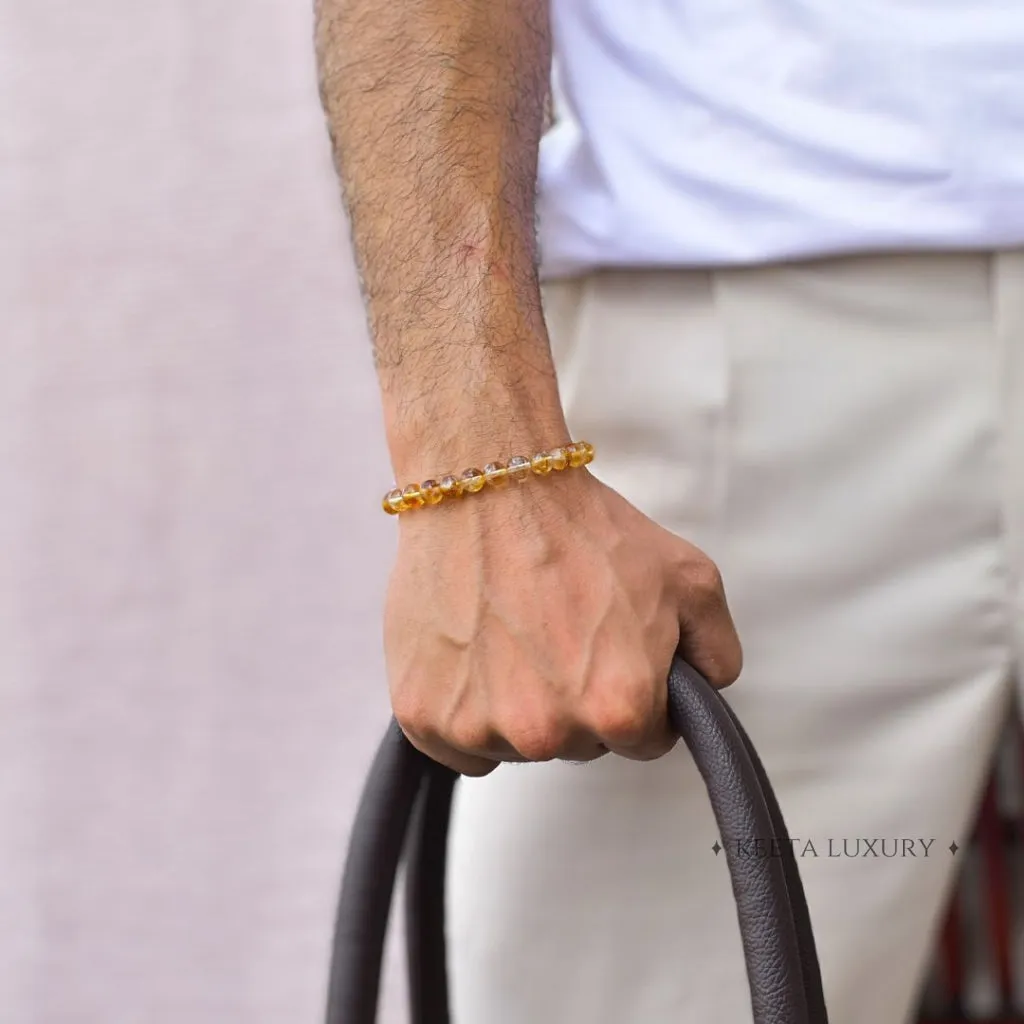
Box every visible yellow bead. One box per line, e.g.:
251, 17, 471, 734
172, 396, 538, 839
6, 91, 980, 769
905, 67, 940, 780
402, 484, 425, 509
382, 493, 400, 515
578, 440, 595, 465
385, 488, 407, 514
530, 452, 552, 475
439, 474, 463, 499
461, 468, 486, 493
548, 447, 569, 471
507, 455, 531, 482
483, 462, 509, 488
566, 442, 587, 468
420, 479, 444, 505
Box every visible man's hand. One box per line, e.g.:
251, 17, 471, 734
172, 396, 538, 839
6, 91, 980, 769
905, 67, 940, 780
386, 469, 743, 776
316, 0, 742, 772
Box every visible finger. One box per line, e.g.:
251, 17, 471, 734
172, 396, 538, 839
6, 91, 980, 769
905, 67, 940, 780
675, 559, 743, 688
605, 723, 678, 762
476, 686, 609, 764
497, 713, 609, 764
585, 685, 678, 762
403, 715, 591, 772
496, 734, 609, 764
399, 727, 499, 777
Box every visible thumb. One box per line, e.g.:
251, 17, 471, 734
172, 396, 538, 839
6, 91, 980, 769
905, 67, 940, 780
672, 551, 743, 688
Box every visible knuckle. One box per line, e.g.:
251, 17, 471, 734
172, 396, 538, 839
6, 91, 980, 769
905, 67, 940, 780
506, 717, 571, 762
392, 698, 494, 755
446, 718, 493, 755
688, 557, 725, 604
588, 691, 653, 748
391, 694, 431, 739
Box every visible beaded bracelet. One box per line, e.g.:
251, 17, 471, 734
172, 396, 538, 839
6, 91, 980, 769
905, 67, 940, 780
381, 440, 595, 515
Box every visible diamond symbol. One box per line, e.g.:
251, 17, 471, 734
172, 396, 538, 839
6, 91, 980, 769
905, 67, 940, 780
712, 841, 722, 855
949, 841, 959, 855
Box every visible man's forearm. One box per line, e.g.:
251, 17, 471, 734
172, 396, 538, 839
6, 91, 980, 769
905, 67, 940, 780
315, 0, 566, 478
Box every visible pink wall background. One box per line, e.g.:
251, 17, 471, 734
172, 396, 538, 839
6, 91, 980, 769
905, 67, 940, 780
0, 2, 405, 1020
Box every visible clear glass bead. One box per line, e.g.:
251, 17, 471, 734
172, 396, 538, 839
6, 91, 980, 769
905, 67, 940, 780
461, 468, 486, 493
507, 455, 531, 482
402, 484, 425, 509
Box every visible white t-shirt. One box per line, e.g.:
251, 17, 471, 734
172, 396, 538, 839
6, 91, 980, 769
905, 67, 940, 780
537, 0, 1024, 278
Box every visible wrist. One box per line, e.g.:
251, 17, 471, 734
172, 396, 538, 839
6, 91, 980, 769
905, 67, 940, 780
385, 400, 572, 483
381, 351, 569, 483
392, 439, 598, 543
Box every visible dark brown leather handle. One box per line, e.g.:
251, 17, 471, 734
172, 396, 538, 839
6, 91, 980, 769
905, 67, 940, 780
326, 657, 829, 1024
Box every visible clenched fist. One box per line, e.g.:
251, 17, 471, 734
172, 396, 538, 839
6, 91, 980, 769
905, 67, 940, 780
385, 467, 743, 776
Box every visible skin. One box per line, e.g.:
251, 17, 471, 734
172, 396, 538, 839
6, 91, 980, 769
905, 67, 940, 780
314, 0, 743, 776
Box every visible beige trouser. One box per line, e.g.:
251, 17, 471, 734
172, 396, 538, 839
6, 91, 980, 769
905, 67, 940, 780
447, 253, 1024, 1023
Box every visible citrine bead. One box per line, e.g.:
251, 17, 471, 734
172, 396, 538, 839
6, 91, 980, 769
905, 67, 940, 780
548, 447, 569, 471
420, 479, 444, 505
483, 462, 509, 488
385, 488, 407, 514
530, 452, 552, 475
507, 455, 531, 482
383, 441, 594, 515
402, 484, 425, 509
566, 443, 587, 468
439, 474, 463, 499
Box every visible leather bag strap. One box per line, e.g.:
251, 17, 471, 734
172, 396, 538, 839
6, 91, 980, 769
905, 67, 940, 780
326, 657, 829, 1024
